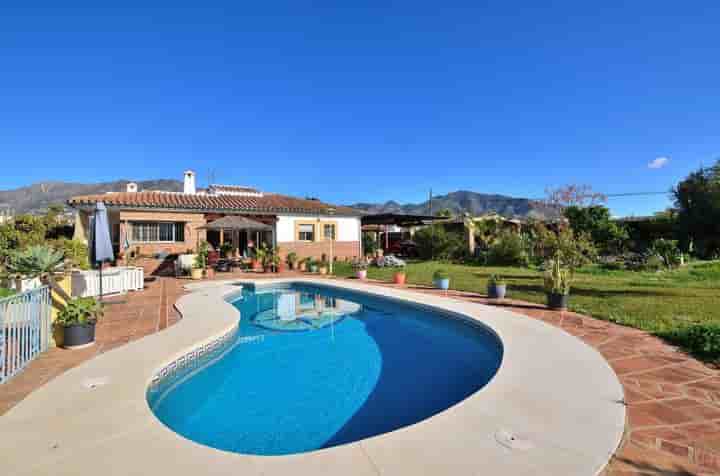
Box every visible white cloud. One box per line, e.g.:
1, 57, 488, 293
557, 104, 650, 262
648, 157, 669, 169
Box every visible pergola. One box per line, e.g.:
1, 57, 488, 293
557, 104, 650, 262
199, 216, 273, 256
361, 213, 445, 251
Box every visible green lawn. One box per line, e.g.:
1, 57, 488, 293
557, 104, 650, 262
333, 260, 720, 344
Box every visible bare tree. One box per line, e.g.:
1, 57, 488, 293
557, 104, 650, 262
545, 184, 607, 208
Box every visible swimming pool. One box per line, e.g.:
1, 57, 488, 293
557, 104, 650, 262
147, 282, 503, 456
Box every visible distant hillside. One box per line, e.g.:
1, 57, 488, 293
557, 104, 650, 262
0, 180, 182, 214
348, 190, 560, 219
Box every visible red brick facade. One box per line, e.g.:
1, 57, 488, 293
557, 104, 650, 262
118, 211, 206, 257
278, 240, 360, 261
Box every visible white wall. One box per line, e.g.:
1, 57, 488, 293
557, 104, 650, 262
276, 215, 361, 242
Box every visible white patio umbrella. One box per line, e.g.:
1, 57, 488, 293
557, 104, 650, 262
90, 202, 115, 301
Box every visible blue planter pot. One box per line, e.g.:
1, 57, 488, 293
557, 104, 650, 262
434, 278, 450, 290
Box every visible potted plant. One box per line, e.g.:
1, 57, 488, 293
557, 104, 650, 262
220, 242, 233, 259
318, 261, 329, 275
433, 269, 450, 290
487, 274, 507, 299
544, 256, 571, 310
286, 252, 298, 270
298, 257, 307, 272
309, 259, 319, 273
56, 296, 103, 348
253, 245, 268, 272
393, 268, 407, 285
272, 249, 283, 273
353, 260, 368, 280
191, 255, 204, 280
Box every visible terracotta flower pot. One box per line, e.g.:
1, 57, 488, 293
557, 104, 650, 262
299, 262, 307, 272
252, 259, 262, 271
394, 272, 406, 285
319, 266, 328, 275
191, 268, 203, 280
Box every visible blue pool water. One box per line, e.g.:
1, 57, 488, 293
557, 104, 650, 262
147, 283, 503, 456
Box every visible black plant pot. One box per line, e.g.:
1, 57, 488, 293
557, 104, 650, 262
547, 293, 569, 310
487, 284, 507, 299
63, 322, 96, 348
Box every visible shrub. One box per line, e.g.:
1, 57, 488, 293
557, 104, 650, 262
649, 238, 682, 269
643, 254, 665, 272
51, 238, 90, 270
56, 297, 103, 327
667, 324, 720, 360
362, 233, 378, 257
488, 274, 506, 286
487, 231, 528, 266
0, 288, 15, 299
535, 224, 597, 273
414, 226, 467, 262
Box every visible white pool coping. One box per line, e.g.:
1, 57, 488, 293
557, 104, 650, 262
0, 278, 625, 476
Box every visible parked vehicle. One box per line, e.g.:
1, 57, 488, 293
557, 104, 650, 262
388, 240, 419, 257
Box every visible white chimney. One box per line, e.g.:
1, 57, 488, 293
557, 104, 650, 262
183, 170, 196, 194
126, 182, 138, 193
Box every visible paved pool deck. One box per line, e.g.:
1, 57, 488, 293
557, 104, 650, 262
1, 274, 719, 474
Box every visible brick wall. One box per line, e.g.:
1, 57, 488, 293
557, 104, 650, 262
119, 211, 206, 257
278, 241, 360, 261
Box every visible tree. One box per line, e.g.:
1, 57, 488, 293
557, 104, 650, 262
534, 223, 597, 274
414, 225, 466, 261
12, 214, 47, 249
435, 208, 454, 218
545, 184, 607, 207
673, 160, 720, 257
563, 205, 629, 255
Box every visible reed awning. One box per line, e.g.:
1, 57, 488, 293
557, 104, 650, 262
199, 216, 272, 231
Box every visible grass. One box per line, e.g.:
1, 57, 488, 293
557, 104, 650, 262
0, 288, 16, 299
333, 260, 720, 357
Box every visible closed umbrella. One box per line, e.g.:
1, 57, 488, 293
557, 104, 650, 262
91, 202, 115, 301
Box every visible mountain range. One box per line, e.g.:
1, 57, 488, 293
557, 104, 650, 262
0, 180, 183, 214
347, 190, 559, 219
0, 181, 558, 219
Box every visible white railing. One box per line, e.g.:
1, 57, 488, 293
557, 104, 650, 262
71, 267, 144, 298
0, 286, 52, 384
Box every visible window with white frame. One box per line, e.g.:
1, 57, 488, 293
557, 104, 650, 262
130, 222, 185, 243
298, 224, 314, 241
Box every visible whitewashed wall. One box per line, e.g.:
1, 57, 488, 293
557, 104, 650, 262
276, 215, 361, 242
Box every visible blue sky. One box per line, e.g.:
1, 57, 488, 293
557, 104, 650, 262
2, 2, 718, 216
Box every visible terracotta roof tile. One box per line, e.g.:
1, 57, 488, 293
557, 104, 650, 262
67, 191, 362, 216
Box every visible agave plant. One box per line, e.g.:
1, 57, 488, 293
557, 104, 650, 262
6, 245, 71, 301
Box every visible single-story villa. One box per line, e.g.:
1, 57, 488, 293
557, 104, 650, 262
67, 170, 363, 263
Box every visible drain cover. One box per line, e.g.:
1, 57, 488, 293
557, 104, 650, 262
82, 377, 110, 389
494, 429, 535, 451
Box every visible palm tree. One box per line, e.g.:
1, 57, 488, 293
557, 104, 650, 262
6, 245, 71, 301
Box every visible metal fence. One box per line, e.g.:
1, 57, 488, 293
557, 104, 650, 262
0, 286, 52, 384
